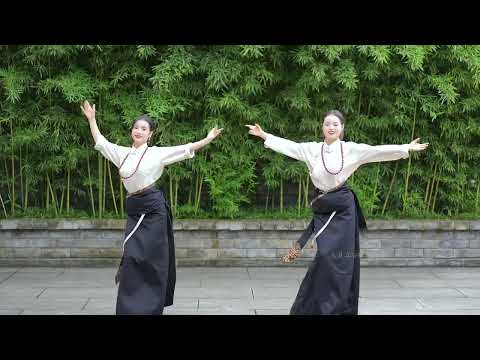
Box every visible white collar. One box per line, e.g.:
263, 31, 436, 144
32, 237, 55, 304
323, 138, 340, 153
131, 142, 148, 153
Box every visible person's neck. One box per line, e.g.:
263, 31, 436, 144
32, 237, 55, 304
132, 142, 146, 149
324, 138, 339, 145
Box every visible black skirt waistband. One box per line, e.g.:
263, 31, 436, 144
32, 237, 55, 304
311, 184, 367, 230
126, 186, 169, 216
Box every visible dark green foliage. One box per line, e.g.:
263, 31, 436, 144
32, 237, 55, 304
0, 45, 479, 219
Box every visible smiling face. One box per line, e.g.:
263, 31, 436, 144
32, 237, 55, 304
322, 114, 344, 144
131, 119, 153, 148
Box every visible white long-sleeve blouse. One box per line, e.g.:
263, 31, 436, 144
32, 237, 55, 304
94, 135, 195, 194
264, 134, 410, 192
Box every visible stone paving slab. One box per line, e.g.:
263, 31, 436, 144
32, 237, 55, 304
255, 309, 290, 315
395, 279, 453, 288
358, 298, 424, 312
431, 271, 480, 280
417, 298, 480, 311
0, 267, 479, 315
252, 287, 299, 299
359, 280, 402, 288
360, 288, 466, 298
174, 287, 253, 299
0, 308, 24, 315
198, 298, 254, 313
455, 288, 480, 297
16, 267, 65, 273
251, 298, 296, 310
441, 279, 480, 287
38, 287, 117, 299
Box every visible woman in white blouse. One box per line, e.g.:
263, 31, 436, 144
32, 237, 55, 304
81, 100, 222, 315
247, 110, 428, 315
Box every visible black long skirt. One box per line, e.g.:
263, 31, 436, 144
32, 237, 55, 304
290, 185, 366, 315
115, 187, 176, 315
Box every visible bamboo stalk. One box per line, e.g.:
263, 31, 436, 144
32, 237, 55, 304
23, 175, 28, 210
19, 146, 23, 208
59, 183, 65, 215
66, 167, 70, 214
0, 192, 7, 218
304, 175, 309, 208
424, 161, 435, 204
87, 155, 96, 217
381, 162, 398, 215
297, 177, 302, 215
357, 91, 362, 117
120, 176, 124, 217
188, 178, 193, 206
370, 164, 381, 215
103, 157, 107, 215
4, 159, 11, 203
476, 181, 480, 215
59, 172, 66, 214
98, 152, 103, 219
194, 174, 199, 213
432, 177, 440, 213
169, 176, 173, 211
455, 154, 460, 216
107, 161, 118, 215
195, 173, 203, 214
460, 154, 466, 215
265, 187, 269, 211
424, 179, 431, 204
402, 100, 417, 213
23, 148, 28, 210
370, 132, 383, 215
427, 163, 437, 211
198, 174, 203, 210
280, 179, 284, 213
46, 173, 58, 216
46, 177, 50, 212
10, 119, 15, 216
174, 179, 179, 217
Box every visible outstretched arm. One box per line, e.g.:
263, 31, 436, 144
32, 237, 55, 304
353, 138, 429, 165
246, 123, 309, 162
245, 123, 268, 140
190, 127, 223, 152
80, 100, 101, 144
408, 138, 429, 152
81, 100, 128, 168
157, 127, 223, 167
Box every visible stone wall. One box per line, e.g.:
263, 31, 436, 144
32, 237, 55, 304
0, 219, 479, 267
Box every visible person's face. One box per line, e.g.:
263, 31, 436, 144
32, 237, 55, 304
131, 120, 152, 147
322, 115, 343, 144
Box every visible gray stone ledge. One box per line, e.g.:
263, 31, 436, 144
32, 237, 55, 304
2, 257, 480, 268
1, 219, 479, 231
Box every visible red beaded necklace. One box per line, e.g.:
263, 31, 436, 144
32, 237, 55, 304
321, 141, 344, 175
118, 146, 149, 180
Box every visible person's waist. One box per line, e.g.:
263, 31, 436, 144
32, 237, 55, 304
126, 183, 157, 198
315, 181, 348, 195
310, 182, 348, 207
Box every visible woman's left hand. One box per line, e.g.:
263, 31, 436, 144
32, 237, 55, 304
206, 127, 223, 141
409, 138, 429, 152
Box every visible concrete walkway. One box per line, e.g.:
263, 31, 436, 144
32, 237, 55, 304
1, 267, 480, 315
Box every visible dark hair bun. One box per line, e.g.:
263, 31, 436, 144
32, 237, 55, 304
132, 115, 156, 132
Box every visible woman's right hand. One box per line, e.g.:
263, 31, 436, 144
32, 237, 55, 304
80, 100, 96, 122
281, 242, 301, 263
245, 123, 267, 140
